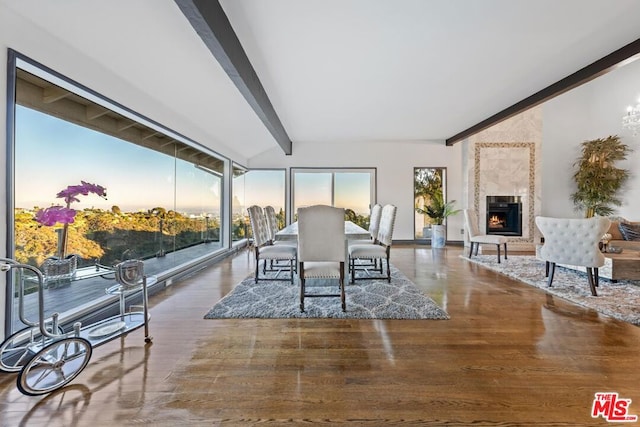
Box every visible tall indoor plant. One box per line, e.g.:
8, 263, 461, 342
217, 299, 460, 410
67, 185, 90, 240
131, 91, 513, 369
571, 135, 630, 217
415, 192, 460, 248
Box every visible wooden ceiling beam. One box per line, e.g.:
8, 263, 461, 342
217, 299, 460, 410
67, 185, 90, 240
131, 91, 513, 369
174, 0, 293, 155
446, 37, 640, 146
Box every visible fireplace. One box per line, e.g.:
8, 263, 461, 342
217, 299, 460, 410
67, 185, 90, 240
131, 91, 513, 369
486, 196, 522, 236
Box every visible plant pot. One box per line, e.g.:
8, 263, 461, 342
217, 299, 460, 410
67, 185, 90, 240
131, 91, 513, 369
422, 226, 432, 239
431, 224, 446, 248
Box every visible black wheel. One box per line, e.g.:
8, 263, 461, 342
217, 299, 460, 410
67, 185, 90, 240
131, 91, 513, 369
0, 325, 66, 373
17, 337, 92, 396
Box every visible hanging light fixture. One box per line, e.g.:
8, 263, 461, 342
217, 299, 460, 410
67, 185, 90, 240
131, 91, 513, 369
622, 98, 640, 136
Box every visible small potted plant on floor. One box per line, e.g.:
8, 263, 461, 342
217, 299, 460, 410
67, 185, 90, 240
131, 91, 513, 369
415, 192, 460, 248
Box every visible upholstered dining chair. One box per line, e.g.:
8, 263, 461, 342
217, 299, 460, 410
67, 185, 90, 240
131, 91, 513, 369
535, 216, 610, 296
247, 205, 296, 284
348, 204, 397, 283
297, 205, 346, 312
350, 204, 382, 245
263, 205, 297, 273
463, 208, 508, 263
347, 204, 383, 272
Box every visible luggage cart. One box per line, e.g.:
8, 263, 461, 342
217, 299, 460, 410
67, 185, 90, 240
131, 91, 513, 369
0, 258, 154, 396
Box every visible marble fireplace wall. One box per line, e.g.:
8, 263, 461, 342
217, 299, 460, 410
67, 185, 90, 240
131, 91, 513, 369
465, 107, 542, 250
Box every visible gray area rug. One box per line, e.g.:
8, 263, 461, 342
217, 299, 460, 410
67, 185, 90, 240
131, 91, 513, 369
462, 254, 640, 326
204, 264, 449, 320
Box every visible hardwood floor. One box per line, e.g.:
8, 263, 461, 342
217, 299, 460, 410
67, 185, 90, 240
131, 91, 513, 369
1, 245, 639, 426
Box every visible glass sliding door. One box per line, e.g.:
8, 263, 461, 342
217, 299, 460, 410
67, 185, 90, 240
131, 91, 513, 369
292, 168, 376, 227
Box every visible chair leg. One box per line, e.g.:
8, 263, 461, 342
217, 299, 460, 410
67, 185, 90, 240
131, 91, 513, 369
290, 259, 294, 284
340, 261, 346, 312
299, 263, 305, 312
504, 243, 508, 260
545, 261, 549, 277
386, 252, 391, 283
587, 268, 598, 296
547, 262, 556, 287
350, 257, 355, 284
474, 243, 479, 256
496, 244, 501, 263
468, 242, 474, 258
254, 248, 260, 284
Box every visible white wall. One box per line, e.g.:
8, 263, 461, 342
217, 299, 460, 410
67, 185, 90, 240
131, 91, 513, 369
542, 58, 640, 219
248, 140, 465, 241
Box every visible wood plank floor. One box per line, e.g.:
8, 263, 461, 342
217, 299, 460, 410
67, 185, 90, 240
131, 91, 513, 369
1, 245, 639, 426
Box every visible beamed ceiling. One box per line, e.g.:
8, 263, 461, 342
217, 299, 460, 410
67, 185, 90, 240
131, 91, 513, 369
3, 0, 640, 159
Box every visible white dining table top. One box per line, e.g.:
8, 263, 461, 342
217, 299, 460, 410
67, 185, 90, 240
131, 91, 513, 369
275, 220, 370, 241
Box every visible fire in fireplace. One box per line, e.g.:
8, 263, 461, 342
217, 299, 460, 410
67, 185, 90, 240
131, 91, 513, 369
486, 196, 522, 236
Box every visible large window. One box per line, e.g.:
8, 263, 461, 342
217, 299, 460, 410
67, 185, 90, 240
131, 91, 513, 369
7, 54, 228, 333
291, 168, 375, 227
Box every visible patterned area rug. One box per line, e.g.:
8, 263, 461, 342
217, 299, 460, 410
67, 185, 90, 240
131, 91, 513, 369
204, 264, 449, 320
462, 255, 640, 326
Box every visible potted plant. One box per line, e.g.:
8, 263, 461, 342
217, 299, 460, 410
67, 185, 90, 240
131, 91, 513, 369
571, 135, 630, 217
415, 192, 461, 248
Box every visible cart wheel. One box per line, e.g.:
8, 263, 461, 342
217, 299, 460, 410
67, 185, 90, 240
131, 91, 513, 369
0, 328, 36, 373
17, 337, 92, 396
0, 325, 66, 373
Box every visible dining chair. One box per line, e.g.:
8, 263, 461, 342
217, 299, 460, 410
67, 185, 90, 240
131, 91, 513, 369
297, 205, 346, 312
348, 204, 397, 283
535, 216, 610, 296
263, 205, 297, 271
463, 208, 508, 263
347, 204, 383, 273
247, 205, 296, 284
350, 204, 382, 245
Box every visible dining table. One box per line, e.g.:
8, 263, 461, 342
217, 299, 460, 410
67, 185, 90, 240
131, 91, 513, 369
275, 220, 371, 264
275, 220, 370, 242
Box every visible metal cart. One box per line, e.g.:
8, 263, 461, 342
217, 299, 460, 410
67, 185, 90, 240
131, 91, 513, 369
0, 258, 154, 396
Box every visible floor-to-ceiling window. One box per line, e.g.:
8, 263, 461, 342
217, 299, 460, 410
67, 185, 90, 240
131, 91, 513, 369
414, 167, 447, 239
232, 164, 248, 243
7, 52, 228, 333
291, 168, 376, 227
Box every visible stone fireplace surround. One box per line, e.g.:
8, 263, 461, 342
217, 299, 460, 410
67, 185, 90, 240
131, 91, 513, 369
467, 141, 540, 252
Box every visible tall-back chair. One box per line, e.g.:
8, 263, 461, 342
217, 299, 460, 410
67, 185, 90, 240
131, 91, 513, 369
536, 216, 610, 296
464, 208, 508, 263
297, 205, 346, 312
348, 204, 397, 283
247, 205, 296, 284
264, 205, 281, 243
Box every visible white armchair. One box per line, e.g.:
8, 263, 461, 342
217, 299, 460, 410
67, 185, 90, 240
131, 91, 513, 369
463, 209, 508, 263
535, 216, 610, 296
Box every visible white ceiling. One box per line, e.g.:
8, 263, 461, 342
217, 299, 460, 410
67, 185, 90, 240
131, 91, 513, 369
3, 0, 640, 158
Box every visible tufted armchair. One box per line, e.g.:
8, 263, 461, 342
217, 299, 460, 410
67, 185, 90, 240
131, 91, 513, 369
535, 216, 610, 296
